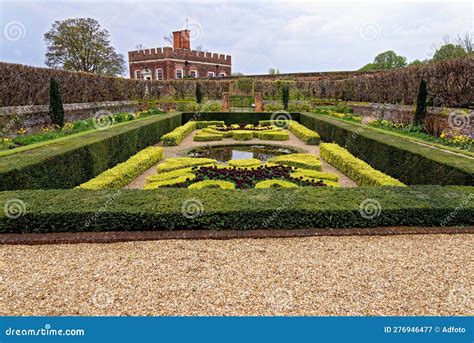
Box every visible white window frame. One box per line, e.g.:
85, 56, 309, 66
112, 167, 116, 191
175, 69, 183, 79
207, 71, 215, 77
219, 72, 227, 77
156, 68, 163, 80
190, 70, 198, 78
135, 70, 141, 79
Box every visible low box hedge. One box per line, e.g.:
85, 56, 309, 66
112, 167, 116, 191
258, 131, 290, 141
0, 186, 472, 233
300, 112, 474, 185
161, 121, 196, 146
320, 143, 405, 186
193, 133, 223, 142
259, 120, 320, 144
0, 113, 181, 190
77, 147, 164, 190
232, 130, 254, 141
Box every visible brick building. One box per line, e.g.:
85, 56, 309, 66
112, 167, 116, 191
128, 29, 231, 80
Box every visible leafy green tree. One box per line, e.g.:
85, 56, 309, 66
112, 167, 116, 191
195, 82, 203, 104
269, 68, 280, 75
44, 18, 125, 76
282, 84, 290, 110
432, 44, 467, 62
414, 80, 428, 126
49, 78, 65, 128
359, 50, 407, 71
408, 59, 423, 67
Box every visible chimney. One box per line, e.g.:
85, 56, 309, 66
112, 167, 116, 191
172, 29, 191, 50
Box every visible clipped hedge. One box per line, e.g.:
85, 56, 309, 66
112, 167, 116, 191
161, 121, 196, 146
259, 120, 320, 144
195, 121, 225, 129
188, 180, 235, 190
255, 179, 298, 189
320, 143, 405, 186
232, 130, 253, 141
300, 112, 474, 185
228, 159, 262, 167
0, 113, 181, 190
269, 153, 322, 171
156, 157, 217, 173
77, 146, 164, 189
193, 132, 223, 142
258, 131, 289, 141
1, 186, 472, 232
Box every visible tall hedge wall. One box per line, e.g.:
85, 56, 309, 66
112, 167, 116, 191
0, 113, 181, 190
254, 57, 473, 107
0, 186, 472, 233
0, 62, 230, 106
300, 112, 474, 186
2, 58, 472, 108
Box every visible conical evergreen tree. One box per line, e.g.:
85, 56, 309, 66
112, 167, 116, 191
49, 77, 65, 128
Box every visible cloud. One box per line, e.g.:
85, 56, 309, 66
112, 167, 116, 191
0, 1, 472, 75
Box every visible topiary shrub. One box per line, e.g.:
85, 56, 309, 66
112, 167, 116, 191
269, 153, 322, 171
258, 131, 289, 141
49, 77, 65, 128
227, 158, 261, 167
282, 84, 290, 110
195, 82, 203, 104
414, 79, 428, 126
193, 132, 223, 142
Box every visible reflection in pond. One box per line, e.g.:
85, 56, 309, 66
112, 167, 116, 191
187, 145, 298, 162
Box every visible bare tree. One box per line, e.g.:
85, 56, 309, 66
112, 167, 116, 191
456, 31, 473, 53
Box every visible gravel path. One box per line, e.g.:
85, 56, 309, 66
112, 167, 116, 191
1, 234, 472, 316
126, 130, 357, 189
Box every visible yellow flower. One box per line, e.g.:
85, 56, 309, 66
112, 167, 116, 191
17, 128, 26, 135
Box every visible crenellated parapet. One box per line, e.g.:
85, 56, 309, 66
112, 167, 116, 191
128, 47, 231, 65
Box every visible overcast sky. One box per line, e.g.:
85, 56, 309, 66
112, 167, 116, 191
1, 1, 472, 76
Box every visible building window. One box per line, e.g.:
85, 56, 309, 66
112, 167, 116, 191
219, 72, 227, 77
190, 70, 198, 78
156, 68, 163, 80
207, 71, 215, 77
135, 70, 141, 79
175, 69, 183, 79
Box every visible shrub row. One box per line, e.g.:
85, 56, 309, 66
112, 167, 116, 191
258, 131, 289, 141
161, 121, 196, 146
77, 147, 164, 190
320, 143, 405, 186
300, 112, 474, 185
259, 120, 320, 144
193, 132, 223, 142
0, 113, 181, 190
1, 186, 472, 232
182, 112, 302, 125
269, 153, 322, 171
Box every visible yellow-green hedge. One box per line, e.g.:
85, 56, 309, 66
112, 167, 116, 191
188, 180, 235, 189
156, 157, 217, 173
203, 127, 233, 138
161, 121, 197, 146
320, 143, 405, 186
258, 131, 289, 141
193, 132, 223, 142
290, 168, 339, 182
255, 179, 299, 189
144, 174, 195, 189
232, 130, 253, 141
77, 146, 164, 189
227, 158, 262, 167
195, 121, 225, 129
259, 120, 320, 145
269, 153, 322, 171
